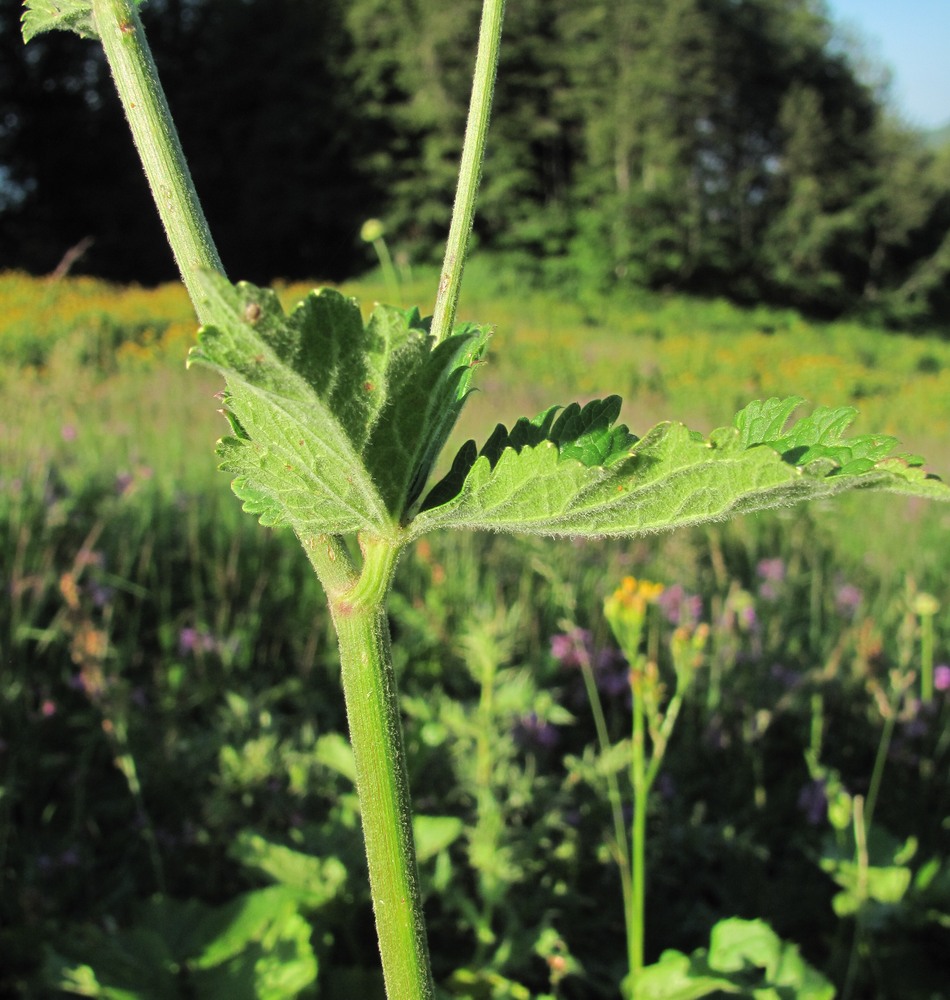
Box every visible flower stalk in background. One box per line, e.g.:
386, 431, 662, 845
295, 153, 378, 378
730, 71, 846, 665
360, 218, 402, 305
603, 577, 708, 998
913, 591, 940, 701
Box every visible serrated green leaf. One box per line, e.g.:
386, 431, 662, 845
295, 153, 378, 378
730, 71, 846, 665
21, 0, 145, 41
412, 396, 950, 539
362, 316, 488, 516
23, 0, 96, 40
188, 272, 488, 537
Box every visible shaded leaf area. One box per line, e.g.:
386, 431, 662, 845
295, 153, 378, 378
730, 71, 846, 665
44, 888, 320, 1000
188, 272, 489, 537
21, 0, 146, 41
630, 918, 834, 1000
414, 396, 950, 538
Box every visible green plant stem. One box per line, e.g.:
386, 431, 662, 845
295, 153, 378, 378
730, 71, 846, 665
841, 795, 869, 1000
91, 0, 223, 323
864, 700, 898, 832
628, 666, 687, 995
629, 674, 648, 989
920, 613, 935, 702
577, 658, 633, 964
431, 0, 507, 345
372, 236, 402, 306
328, 537, 433, 1000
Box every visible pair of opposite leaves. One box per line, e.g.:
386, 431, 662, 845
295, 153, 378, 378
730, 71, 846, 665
188, 273, 949, 544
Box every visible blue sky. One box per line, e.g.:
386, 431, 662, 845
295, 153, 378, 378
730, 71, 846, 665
826, 0, 950, 129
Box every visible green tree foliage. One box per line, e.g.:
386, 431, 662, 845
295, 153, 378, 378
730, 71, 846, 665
3, 0, 950, 325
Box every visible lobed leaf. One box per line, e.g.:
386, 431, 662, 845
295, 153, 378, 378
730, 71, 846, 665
412, 396, 949, 539
188, 272, 488, 538
21, 0, 145, 41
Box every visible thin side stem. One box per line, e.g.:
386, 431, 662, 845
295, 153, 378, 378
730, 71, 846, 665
841, 796, 869, 1000
329, 538, 433, 1000
864, 703, 897, 832
431, 0, 507, 345
920, 613, 934, 702
578, 659, 633, 948
629, 677, 648, 988
92, 0, 223, 323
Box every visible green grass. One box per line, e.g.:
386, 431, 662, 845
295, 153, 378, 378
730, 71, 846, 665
2, 267, 949, 999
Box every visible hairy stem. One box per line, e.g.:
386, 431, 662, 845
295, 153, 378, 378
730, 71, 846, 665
328, 538, 433, 1000
431, 0, 507, 345
91, 0, 223, 322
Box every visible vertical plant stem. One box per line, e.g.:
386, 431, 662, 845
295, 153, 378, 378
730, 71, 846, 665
91, 0, 223, 323
629, 675, 648, 989
328, 538, 433, 1000
841, 796, 869, 1000
863, 701, 897, 832
920, 611, 935, 702
578, 659, 633, 960
431, 0, 507, 345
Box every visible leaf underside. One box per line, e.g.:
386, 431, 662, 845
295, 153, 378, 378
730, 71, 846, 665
187, 272, 488, 540
412, 395, 949, 539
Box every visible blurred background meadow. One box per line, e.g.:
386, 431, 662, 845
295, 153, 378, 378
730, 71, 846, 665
2, 0, 950, 997
2, 264, 949, 998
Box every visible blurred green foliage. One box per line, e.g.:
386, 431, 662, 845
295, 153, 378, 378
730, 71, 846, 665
6, 0, 950, 325
2, 273, 949, 997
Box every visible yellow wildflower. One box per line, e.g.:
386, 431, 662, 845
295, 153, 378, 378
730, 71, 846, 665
604, 576, 664, 662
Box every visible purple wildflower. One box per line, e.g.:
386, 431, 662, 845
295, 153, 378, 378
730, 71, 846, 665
798, 779, 828, 825
757, 558, 786, 583
88, 582, 114, 608
514, 712, 559, 750
935, 665, 950, 692
550, 628, 593, 670
898, 699, 929, 740
740, 604, 758, 631
179, 626, 218, 656
834, 583, 863, 619
658, 584, 702, 627
61, 424, 77, 442
114, 472, 135, 497
656, 773, 677, 801
770, 663, 802, 689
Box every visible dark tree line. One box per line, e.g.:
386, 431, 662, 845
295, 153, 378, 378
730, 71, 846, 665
2, 0, 949, 325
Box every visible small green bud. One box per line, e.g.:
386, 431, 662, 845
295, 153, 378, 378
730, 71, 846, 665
913, 592, 939, 617
361, 218, 386, 243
